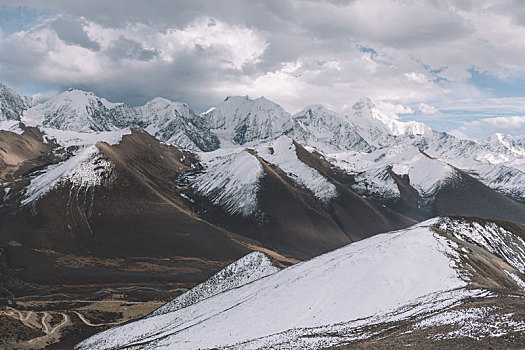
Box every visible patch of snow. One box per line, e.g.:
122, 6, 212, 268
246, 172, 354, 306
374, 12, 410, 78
150, 252, 280, 317
0, 120, 23, 134
437, 217, 525, 274
504, 270, 525, 290
257, 136, 337, 202
415, 306, 525, 340
41, 127, 131, 148
353, 166, 400, 199
190, 148, 263, 216
22, 145, 112, 205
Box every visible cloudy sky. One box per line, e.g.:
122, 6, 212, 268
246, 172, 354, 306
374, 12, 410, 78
1, 0, 525, 138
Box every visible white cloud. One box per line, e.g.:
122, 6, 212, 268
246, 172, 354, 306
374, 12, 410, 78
160, 17, 268, 70
376, 102, 414, 119
451, 115, 525, 139
418, 103, 439, 114
405, 72, 430, 84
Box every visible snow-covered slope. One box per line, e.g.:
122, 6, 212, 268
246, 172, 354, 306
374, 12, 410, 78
76, 218, 525, 350
291, 104, 372, 152
331, 144, 457, 200
256, 136, 337, 202
189, 148, 263, 216
188, 135, 338, 217
0, 83, 34, 121
21, 128, 130, 206
23, 89, 122, 132
478, 133, 525, 159
437, 217, 525, 273
150, 251, 281, 317
203, 96, 293, 146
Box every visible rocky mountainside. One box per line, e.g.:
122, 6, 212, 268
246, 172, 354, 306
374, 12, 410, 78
77, 216, 525, 350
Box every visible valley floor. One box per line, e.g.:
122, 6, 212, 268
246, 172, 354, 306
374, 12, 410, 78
0, 284, 187, 349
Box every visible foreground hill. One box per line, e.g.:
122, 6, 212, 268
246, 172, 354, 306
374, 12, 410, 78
77, 216, 525, 350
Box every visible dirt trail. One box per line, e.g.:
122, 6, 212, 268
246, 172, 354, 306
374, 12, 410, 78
2, 308, 69, 335
72, 310, 124, 327
48, 313, 69, 335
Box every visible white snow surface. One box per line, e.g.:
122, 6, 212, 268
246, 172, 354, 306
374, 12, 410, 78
204, 96, 293, 146
77, 221, 468, 350
41, 127, 131, 148
23, 89, 122, 131
406, 154, 455, 195
150, 252, 280, 317
352, 165, 400, 199
20, 128, 129, 205
22, 145, 112, 205
329, 145, 456, 198
257, 135, 337, 202
0, 120, 24, 134
190, 148, 263, 216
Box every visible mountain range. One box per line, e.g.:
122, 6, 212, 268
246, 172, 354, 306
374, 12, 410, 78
1, 82, 525, 348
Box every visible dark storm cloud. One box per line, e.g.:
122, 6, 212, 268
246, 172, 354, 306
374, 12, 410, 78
50, 17, 100, 50
105, 36, 158, 61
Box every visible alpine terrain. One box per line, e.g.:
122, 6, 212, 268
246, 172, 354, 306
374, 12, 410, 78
0, 83, 524, 348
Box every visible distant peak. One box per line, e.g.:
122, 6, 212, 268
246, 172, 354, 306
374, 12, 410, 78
148, 97, 173, 105
0, 82, 20, 95
352, 97, 375, 111
301, 104, 333, 113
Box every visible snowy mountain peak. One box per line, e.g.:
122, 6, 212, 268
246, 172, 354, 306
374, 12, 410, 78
52, 89, 122, 110
352, 96, 376, 111
204, 95, 293, 146
0, 83, 33, 121
347, 97, 432, 141
350, 97, 393, 124
146, 96, 176, 107
23, 89, 123, 132
478, 132, 525, 158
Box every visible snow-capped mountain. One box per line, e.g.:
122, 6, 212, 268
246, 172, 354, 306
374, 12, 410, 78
77, 216, 525, 350
110, 97, 220, 151
23, 89, 123, 131
2, 82, 525, 213
478, 133, 525, 158
0, 83, 34, 121
22, 89, 219, 151
203, 96, 293, 146
290, 104, 372, 152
